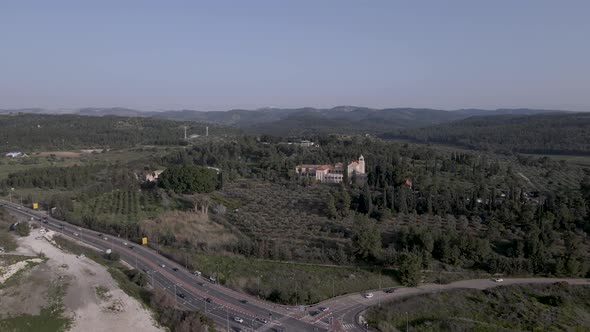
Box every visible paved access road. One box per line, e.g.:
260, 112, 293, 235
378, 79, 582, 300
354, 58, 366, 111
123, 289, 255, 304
308, 273, 590, 331
3, 199, 589, 332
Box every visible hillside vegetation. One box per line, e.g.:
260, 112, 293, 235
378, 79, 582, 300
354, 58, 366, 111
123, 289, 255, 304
0, 113, 229, 152
384, 112, 590, 155
367, 283, 590, 331
1, 107, 559, 136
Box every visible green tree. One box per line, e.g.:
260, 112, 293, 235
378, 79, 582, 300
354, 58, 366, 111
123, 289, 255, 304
358, 184, 373, 214
326, 193, 338, 219
396, 251, 422, 286
352, 215, 381, 260
158, 165, 218, 193
15, 222, 30, 236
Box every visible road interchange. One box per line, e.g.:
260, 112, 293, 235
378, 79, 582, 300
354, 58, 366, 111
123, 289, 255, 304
2, 199, 589, 331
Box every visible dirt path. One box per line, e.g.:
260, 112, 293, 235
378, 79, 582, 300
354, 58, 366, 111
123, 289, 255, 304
14, 229, 165, 332
517, 172, 535, 188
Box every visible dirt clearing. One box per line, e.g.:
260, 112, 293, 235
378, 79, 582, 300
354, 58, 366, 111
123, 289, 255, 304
1, 228, 164, 332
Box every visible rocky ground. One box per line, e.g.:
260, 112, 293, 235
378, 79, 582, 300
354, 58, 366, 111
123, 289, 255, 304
1, 227, 165, 332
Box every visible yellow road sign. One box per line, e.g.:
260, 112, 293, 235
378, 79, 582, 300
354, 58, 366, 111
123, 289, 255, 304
142, 237, 148, 245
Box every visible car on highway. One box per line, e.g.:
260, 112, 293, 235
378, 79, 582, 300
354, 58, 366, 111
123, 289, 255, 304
384, 288, 396, 293
128, 245, 135, 250
160, 264, 166, 268
123, 242, 128, 246
103, 237, 108, 240
208, 276, 216, 283
198, 282, 206, 287
239, 299, 248, 304
205, 297, 213, 303
492, 278, 504, 282
176, 292, 186, 299
172, 267, 179, 272
257, 318, 269, 324
364, 292, 374, 298
234, 317, 244, 323
73, 233, 79, 237
193, 270, 202, 276
319, 307, 329, 312
97, 233, 103, 237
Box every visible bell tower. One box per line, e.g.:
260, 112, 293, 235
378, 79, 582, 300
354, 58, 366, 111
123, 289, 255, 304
358, 155, 365, 174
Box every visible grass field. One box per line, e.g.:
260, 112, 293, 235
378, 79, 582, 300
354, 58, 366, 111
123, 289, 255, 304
0, 145, 185, 180
367, 283, 590, 332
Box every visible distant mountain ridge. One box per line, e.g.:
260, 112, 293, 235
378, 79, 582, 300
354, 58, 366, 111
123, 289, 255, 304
382, 112, 590, 155
0, 106, 568, 136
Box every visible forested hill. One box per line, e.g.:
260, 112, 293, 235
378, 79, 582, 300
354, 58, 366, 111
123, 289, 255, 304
382, 112, 590, 155
0, 114, 230, 152
1, 107, 562, 136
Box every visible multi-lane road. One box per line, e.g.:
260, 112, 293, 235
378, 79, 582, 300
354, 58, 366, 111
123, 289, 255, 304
3, 199, 589, 332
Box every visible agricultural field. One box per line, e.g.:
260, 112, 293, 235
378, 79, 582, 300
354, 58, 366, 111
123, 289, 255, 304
216, 180, 354, 263
0, 146, 184, 181
390, 139, 587, 192
366, 283, 590, 332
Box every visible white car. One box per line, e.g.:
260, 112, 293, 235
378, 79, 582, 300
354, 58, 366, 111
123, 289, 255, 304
234, 317, 244, 323
364, 293, 374, 298
193, 270, 202, 276
74, 233, 79, 237
161, 264, 166, 268
492, 278, 504, 282
123, 242, 128, 246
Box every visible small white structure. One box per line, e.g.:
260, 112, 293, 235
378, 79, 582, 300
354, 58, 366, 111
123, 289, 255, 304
5, 151, 25, 158
144, 170, 165, 182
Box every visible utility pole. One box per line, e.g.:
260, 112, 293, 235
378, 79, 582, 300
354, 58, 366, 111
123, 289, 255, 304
332, 278, 335, 298
256, 271, 260, 298
378, 268, 382, 307
406, 311, 409, 332
174, 284, 177, 308
226, 306, 229, 332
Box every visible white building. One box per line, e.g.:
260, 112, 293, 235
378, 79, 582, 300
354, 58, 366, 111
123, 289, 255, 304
295, 155, 366, 184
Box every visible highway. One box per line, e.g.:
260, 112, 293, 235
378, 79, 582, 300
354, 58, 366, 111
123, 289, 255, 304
0, 200, 329, 332
3, 199, 589, 332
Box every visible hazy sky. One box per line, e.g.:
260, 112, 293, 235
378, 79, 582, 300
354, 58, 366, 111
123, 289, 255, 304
1, 1, 589, 111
